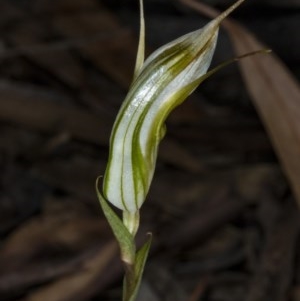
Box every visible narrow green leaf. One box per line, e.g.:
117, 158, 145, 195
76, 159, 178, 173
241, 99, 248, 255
124, 234, 152, 301
199, 49, 271, 84
96, 177, 135, 264
133, 0, 145, 78
135, 234, 152, 285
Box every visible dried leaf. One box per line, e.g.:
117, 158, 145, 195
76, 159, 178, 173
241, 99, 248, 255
0, 200, 111, 295
22, 241, 118, 301
180, 0, 300, 206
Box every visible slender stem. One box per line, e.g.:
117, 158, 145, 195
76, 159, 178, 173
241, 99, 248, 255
123, 261, 135, 301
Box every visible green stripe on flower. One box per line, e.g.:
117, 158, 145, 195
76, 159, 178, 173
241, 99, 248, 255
102, 0, 246, 213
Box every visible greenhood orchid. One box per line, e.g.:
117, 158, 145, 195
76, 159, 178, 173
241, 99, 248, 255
101, 0, 246, 227
95, 1, 267, 300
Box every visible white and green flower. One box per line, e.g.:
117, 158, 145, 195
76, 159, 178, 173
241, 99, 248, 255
95, 2, 268, 300
99, 0, 246, 234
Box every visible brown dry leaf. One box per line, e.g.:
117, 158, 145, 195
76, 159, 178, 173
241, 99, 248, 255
22, 241, 119, 301
49, 7, 135, 88
50, 6, 137, 88
0, 81, 112, 145
0, 197, 112, 295
179, 0, 300, 206
0, 2, 132, 113
0, 215, 105, 267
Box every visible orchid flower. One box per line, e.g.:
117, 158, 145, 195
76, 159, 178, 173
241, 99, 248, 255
96, 1, 256, 300
100, 0, 246, 234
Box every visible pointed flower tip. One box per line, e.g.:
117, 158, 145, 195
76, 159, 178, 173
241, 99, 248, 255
215, 0, 246, 25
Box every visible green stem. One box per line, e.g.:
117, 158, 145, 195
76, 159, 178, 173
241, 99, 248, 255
122, 234, 152, 301
123, 262, 136, 301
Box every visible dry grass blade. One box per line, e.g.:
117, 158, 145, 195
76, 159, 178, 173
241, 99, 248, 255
179, 0, 300, 206
22, 241, 118, 301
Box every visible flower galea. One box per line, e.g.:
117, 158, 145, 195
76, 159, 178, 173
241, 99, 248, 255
100, 0, 246, 231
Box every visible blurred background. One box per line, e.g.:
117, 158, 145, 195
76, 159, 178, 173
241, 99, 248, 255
0, 0, 299, 300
